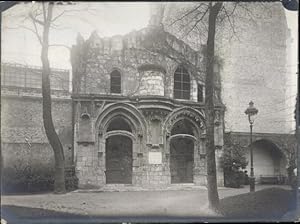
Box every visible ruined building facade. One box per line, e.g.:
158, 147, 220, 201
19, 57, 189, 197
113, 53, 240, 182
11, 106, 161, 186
161, 2, 297, 182
71, 23, 225, 189
2, 3, 296, 191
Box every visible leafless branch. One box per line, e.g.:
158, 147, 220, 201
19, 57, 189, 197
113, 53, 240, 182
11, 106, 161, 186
30, 20, 43, 45
222, 5, 241, 42
29, 13, 44, 26
184, 6, 209, 38
51, 10, 65, 22
230, 3, 238, 17
169, 3, 205, 26
237, 3, 258, 26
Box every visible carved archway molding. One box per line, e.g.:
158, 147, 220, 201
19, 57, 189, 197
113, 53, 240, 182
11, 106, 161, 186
103, 130, 136, 141
162, 106, 205, 139
95, 102, 147, 139
96, 103, 147, 174
169, 134, 197, 142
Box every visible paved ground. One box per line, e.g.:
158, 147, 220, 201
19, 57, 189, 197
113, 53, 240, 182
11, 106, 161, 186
1, 185, 290, 220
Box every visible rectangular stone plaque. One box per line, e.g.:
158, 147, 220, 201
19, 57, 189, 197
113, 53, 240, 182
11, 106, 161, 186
148, 152, 162, 164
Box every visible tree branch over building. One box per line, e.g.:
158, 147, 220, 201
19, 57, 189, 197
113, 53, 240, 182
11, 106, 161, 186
154, 1, 280, 211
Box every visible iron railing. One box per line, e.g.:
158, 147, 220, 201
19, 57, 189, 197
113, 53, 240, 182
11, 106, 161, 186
1, 63, 70, 92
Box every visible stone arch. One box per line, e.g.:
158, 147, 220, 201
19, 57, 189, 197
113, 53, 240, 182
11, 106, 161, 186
104, 130, 136, 141
106, 116, 132, 133
96, 103, 147, 185
170, 63, 192, 78
163, 107, 206, 184
250, 137, 289, 160
162, 107, 205, 139
95, 102, 147, 139
103, 114, 136, 134
109, 67, 123, 75
247, 139, 288, 183
169, 118, 197, 183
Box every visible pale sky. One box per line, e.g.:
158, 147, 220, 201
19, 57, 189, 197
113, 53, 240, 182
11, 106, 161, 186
1, 2, 298, 134
2, 2, 298, 72
1, 2, 298, 75
1, 2, 152, 69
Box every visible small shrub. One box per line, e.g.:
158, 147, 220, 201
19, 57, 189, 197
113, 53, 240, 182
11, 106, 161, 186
220, 133, 248, 188
2, 166, 78, 193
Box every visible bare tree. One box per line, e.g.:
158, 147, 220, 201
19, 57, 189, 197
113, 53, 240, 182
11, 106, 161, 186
28, 2, 66, 193
152, 1, 274, 211
164, 0, 297, 211
204, 2, 223, 211
2, 1, 96, 193
144, 2, 226, 210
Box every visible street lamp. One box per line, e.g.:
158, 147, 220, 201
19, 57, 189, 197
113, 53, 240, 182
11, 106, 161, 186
245, 101, 258, 192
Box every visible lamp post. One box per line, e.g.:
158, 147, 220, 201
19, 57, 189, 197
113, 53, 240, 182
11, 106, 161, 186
245, 101, 258, 192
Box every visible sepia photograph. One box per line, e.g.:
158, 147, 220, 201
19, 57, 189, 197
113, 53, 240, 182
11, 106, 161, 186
0, 1, 299, 223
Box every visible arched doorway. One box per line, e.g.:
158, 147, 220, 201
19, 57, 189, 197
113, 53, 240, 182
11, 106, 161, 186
105, 135, 132, 184
247, 139, 287, 183
105, 117, 133, 184
169, 119, 195, 183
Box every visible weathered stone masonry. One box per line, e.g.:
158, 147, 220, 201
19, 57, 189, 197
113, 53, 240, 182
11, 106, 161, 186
1, 65, 73, 188
71, 25, 225, 189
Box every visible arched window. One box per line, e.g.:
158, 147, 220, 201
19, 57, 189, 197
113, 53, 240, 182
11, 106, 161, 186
106, 117, 132, 132
110, 70, 121, 94
174, 66, 190, 100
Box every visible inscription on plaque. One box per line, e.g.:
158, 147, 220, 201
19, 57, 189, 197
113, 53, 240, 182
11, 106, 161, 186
148, 152, 162, 164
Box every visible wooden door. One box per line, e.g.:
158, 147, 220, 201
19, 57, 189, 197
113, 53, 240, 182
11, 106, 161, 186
170, 138, 194, 183
105, 135, 132, 184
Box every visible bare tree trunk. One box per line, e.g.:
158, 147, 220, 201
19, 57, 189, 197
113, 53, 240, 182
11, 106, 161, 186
40, 3, 66, 193
205, 2, 222, 211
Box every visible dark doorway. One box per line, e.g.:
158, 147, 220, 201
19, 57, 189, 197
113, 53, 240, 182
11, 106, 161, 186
105, 135, 132, 184
170, 138, 194, 183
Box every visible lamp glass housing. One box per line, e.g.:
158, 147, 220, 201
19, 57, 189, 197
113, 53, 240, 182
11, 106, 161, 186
245, 101, 258, 124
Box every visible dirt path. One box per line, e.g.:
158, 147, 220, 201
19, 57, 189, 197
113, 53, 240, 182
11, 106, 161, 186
1, 185, 291, 217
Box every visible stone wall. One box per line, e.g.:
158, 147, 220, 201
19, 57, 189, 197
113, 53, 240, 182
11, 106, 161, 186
229, 132, 297, 167
161, 2, 294, 134
217, 3, 292, 134
1, 88, 73, 174
71, 26, 209, 104
139, 70, 165, 96
72, 97, 224, 189
71, 21, 225, 189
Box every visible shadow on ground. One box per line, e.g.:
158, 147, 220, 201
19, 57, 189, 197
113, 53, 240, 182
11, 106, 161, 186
1, 205, 227, 224
1, 187, 296, 223
219, 187, 296, 222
